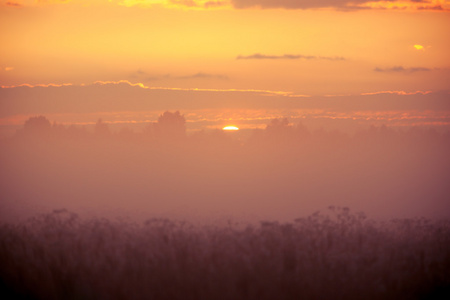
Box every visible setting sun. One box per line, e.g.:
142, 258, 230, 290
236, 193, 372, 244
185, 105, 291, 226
222, 126, 239, 131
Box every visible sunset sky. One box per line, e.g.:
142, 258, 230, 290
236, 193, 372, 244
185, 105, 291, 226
1, 0, 450, 223
0, 0, 449, 133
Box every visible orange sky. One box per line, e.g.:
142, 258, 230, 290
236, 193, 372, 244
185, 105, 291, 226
1, 0, 449, 93
0, 0, 449, 134
1, 0, 450, 221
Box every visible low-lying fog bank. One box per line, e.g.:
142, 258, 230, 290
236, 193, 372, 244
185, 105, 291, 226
1, 113, 449, 223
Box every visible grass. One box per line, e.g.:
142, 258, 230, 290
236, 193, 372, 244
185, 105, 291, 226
1, 207, 449, 300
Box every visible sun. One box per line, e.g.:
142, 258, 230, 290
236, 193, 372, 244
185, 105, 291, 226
222, 126, 239, 131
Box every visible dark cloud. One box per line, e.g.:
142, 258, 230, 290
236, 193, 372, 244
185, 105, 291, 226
230, 0, 448, 11
374, 66, 432, 73
129, 69, 159, 81
168, 0, 227, 8
237, 53, 345, 61
129, 69, 228, 81
6, 1, 21, 6
169, 0, 199, 7
318, 56, 346, 61
177, 72, 229, 80
204, 1, 227, 8
230, 0, 382, 10
237, 54, 314, 60
2, 83, 449, 120
417, 5, 443, 10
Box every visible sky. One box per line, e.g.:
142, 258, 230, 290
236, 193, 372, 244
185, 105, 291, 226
0, 1, 450, 222
1, 0, 449, 93
1, 1, 450, 134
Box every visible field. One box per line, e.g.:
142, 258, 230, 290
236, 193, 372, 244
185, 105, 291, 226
1, 208, 449, 300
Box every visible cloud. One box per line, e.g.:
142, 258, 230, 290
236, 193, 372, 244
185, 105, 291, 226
168, 0, 226, 7
203, 1, 226, 8
5, 1, 21, 6
2, 80, 448, 120
109, 0, 228, 9
1, 83, 74, 88
92, 80, 299, 96
237, 53, 345, 61
3, 0, 447, 10
229, 0, 450, 11
128, 70, 229, 81
416, 4, 444, 10
360, 90, 432, 96
230, 0, 364, 9
374, 66, 432, 73
129, 69, 160, 81
177, 72, 229, 80
1, 0, 84, 7
169, 0, 199, 7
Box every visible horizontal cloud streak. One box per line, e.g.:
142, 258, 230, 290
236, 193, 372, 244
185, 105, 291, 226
374, 66, 432, 73
231, 0, 368, 9
237, 53, 345, 61
175, 72, 230, 80
230, 0, 450, 11
3, 0, 448, 10
129, 70, 229, 81
1, 81, 448, 121
361, 90, 432, 96
5, 1, 21, 6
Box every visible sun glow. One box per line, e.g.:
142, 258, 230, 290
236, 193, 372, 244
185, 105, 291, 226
223, 126, 239, 131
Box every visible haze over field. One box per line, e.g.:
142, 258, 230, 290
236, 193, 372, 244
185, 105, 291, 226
1, 113, 449, 223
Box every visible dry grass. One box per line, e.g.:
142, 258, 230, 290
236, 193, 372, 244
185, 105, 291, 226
1, 208, 449, 300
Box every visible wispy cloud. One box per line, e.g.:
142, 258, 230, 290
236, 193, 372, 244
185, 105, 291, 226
112, 0, 228, 9
92, 80, 309, 96
129, 69, 160, 81
236, 53, 345, 61
129, 70, 229, 81
3, 0, 448, 10
168, 0, 226, 8
5, 1, 21, 6
416, 4, 444, 10
230, 0, 449, 11
176, 72, 229, 80
0, 80, 312, 98
231, 0, 362, 10
360, 90, 433, 96
374, 66, 432, 73
1, 83, 74, 89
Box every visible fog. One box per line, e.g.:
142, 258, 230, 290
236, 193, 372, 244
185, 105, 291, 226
1, 112, 449, 224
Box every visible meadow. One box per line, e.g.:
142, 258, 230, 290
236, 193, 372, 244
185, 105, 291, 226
1, 208, 449, 300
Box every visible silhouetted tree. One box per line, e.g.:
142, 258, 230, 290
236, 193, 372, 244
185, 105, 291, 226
155, 111, 186, 140
295, 122, 311, 140
94, 118, 111, 137
265, 118, 295, 141
23, 116, 52, 135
